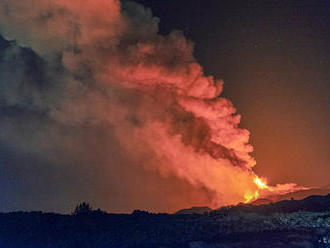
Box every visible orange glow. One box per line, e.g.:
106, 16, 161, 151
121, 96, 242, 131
244, 193, 254, 203
243, 174, 309, 204
244, 191, 259, 203
244, 176, 270, 203
254, 177, 270, 190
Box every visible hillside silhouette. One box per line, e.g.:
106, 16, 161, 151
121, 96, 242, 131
0, 195, 329, 248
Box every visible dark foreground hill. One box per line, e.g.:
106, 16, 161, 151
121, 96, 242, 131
0, 195, 330, 248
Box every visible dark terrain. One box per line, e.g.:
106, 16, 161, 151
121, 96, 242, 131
1, 194, 330, 248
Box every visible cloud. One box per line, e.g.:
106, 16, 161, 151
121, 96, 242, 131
0, 0, 260, 212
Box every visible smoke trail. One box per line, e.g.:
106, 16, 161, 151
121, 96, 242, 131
0, 0, 301, 212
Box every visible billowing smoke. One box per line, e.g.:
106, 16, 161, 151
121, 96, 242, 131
0, 0, 300, 213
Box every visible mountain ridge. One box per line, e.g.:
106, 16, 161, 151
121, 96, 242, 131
176, 187, 330, 214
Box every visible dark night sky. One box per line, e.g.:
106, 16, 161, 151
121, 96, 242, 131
136, 0, 330, 186
0, 0, 330, 213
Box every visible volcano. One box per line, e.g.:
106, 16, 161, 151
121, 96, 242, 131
250, 185, 330, 206
175, 185, 330, 214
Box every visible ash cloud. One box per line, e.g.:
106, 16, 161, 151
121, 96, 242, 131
0, 0, 260, 212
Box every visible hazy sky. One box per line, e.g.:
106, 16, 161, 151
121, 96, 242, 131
0, 0, 329, 213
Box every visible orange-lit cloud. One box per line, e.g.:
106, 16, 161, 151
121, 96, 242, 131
0, 0, 304, 212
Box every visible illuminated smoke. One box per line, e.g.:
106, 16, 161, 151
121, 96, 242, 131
0, 0, 303, 212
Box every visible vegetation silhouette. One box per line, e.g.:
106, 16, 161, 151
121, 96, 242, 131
72, 202, 107, 216
0, 195, 328, 247
72, 202, 93, 215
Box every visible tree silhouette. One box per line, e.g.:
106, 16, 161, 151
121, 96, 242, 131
72, 202, 93, 215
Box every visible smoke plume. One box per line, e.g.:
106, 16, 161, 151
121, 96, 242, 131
0, 0, 301, 212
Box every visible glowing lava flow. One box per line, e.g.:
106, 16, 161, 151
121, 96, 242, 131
244, 176, 272, 203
